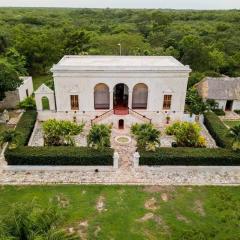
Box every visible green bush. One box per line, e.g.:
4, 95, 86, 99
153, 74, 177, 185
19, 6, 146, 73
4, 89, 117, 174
15, 110, 37, 146
139, 148, 240, 166
212, 108, 225, 116
5, 146, 114, 165
204, 111, 232, 148
18, 96, 36, 110
234, 110, 240, 115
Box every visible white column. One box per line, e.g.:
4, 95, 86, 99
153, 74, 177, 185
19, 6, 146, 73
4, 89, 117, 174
110, 91, 113, 109
133, 152, 140, 168
113, 152, 119, 169
128, 91, 133, 109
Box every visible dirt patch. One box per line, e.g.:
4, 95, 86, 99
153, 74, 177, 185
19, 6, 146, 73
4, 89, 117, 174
96, 196, 107, 213
144, 197, 158, 211
194, 199, 206, 216
161, 193, 169, 202
143, 186, 175, 193
176, 213, 190, 224
137, 213, 154, 222
68, 220, 88, 240
54, 193, 69, 208
94, 226, 101, 237
137, 213, 170, 234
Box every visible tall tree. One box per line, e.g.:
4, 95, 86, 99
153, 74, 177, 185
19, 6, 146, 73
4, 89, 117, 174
0, 58, 22, 100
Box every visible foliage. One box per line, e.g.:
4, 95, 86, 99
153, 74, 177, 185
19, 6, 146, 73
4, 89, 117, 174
87, 124, 111, 151
165, 121, 182, 136
166, 122, 206, 147
131, 123, 160, 151
5, 146, 114, 166
228, 124, 240, 151
139, 148, 240, 166
0, 129, 20, 149
188, 72, 205, 88
0, 202, 79, 240
212, 108, 226, 116
64, 30, 91, 55
0, 58, 22, 100
18, 96, 36, 110
204, 111, 233, 148
5, 47, 27, 75
234, 110, 240, 115
186, 87, 207, 115
14, 110, 37, 146
42, 119, 84, 146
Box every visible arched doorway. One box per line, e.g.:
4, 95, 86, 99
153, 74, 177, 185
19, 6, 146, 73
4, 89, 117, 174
94, 83, 110, 109
132, 83, 148, 109
118, 119, 124, 129
113, 83, 129, 109
42, 96, 50, 110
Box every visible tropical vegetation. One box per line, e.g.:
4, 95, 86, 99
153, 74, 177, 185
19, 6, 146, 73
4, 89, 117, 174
166, 121, 206, 147
0, 129, 20, 149
42, 119, 84, 146
0, 202, 78, 240
87, 124, 112, 151
131, 123, 160, 151
18, 96, 36, 110
228, 124, 240, 151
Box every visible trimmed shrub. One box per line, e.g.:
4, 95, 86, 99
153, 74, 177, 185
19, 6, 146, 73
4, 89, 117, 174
5, 146, 114, 166
234, 110, 240, 115
15, 110, 37, 146
18, 96, 36, 110
212, 108, 225, 116
139, 148, 240, 166
204, 111, 232, 148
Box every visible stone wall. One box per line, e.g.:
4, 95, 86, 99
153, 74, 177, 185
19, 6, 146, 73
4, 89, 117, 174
0, 90, 20, 110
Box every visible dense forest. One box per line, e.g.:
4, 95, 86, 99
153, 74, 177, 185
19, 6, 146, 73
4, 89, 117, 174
1, 8, 240, 98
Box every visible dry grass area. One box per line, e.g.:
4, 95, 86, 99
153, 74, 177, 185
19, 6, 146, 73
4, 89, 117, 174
0, 185, 240, 240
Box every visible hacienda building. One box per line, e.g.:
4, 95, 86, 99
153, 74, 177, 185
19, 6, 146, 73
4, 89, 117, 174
195, 77, 240, 112
35, 56, 191, 129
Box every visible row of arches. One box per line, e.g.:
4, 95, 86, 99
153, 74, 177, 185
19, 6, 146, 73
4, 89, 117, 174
94, 83, 148, 110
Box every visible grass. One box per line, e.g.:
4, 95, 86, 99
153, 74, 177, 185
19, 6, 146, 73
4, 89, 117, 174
0, 185, 240, 239
224, 120, 240, 128
32, 75, 53, 90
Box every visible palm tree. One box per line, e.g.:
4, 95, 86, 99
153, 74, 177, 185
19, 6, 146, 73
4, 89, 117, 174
228, 125, 240, 151
87, 124, 111, 151
0, 203, 79, 240
131, 123, 160, 151
0, 129, 20, 149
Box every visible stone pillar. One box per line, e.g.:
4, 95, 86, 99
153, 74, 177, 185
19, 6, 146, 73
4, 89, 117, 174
133, 152, 140, 168
128, 91, 133, 109
113, 152, 119, 169
110, 91, 113, 109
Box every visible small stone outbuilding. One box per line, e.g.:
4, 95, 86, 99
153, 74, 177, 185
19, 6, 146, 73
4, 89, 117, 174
195, 77, 240, 111
0, 76, 33, 110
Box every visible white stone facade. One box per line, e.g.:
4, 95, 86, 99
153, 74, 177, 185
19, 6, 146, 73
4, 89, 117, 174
0, 76, 33, 109
36, 56, 191, 127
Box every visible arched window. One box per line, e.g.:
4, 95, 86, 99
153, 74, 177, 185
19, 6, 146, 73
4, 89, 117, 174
132, 83, 148, 109
94, 83, 110, 109
42, 96, 50, 110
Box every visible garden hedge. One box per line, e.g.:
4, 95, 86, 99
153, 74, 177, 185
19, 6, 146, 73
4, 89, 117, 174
5, 146, 114, 166
204, 111, 232, 148
16, 110, 37, 146
5, 111, 114, 166
139, 148, 240, 166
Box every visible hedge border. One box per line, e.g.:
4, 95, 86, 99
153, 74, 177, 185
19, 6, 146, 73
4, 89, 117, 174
204, 111, 232, 148
139, 148, 240, 166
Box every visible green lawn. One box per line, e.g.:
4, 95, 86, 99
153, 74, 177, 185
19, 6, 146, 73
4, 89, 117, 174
224, 120, 240, 128
32, 75, 53, 90
0, 185, 240, 239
